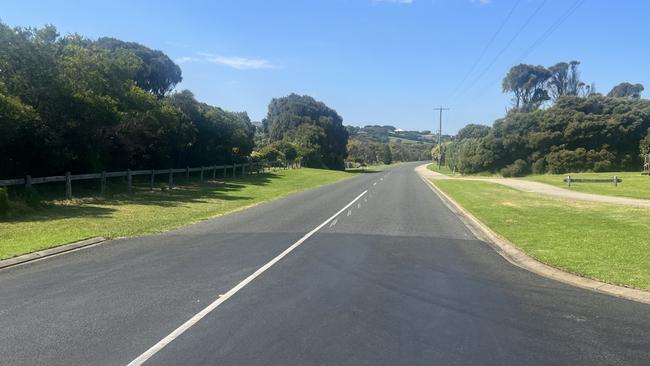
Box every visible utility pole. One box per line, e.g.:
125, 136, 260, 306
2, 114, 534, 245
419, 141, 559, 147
434, 107, 449, 168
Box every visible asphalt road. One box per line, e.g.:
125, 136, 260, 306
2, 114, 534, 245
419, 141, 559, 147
1, 162, 649, 365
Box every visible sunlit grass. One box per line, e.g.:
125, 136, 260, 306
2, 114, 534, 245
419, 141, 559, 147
0, 168, 355, 259
525, 171, 650, 200
433, 179, 650, 290
426, 163, 457, 176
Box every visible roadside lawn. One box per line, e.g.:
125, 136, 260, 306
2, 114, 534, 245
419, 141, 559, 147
524, 172, 650, 200
426, 164, 457, 176
0, 168, 355, 260
433, 179, 650, 291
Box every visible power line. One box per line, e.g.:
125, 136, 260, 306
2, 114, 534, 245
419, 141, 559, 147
516, 0, 585, 62
449, 0, 522, 102
455, 0, 548, 100
471, 0, 586, 99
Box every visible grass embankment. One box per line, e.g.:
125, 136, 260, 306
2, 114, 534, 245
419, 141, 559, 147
525, 172, 650, 200
0, 168, 355, 260
433, 179, 650, 291
426, 163, 457, 176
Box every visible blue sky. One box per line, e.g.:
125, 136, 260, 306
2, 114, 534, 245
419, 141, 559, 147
2, 0, 649, 133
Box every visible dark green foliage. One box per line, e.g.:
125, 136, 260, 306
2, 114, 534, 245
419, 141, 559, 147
449, 95, 650, 174
95, 37, 182, 96
389, 140, 433, 162
0, 22, 254, 178
265, 94, 348, 169
500, 159, 528, 177
254, 145, 282, 163
547, 61, 590, 100
274, 141, 298, 162
456, 124, 491, 140
531, 158, 546, 175
382, 144, 393, 165
346, 139, 383, 164
608, 82, 644, 99
640, 129, 650, 156
502, 64, 552, 111
0, 187, 8, 214
252, 141, 298, 164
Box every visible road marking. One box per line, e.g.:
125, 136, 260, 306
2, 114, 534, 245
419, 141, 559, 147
127, 190, 368, 366
347, 210, 352, 216
357, 203, 361, 208
329, 218, 338, 227
373, 182, 377, 186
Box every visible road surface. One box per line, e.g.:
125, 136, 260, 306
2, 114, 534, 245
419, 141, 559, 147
1, 162, 649, 365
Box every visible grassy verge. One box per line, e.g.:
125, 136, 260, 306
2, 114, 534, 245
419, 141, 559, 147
426, 163, 457, 176
433, 179, 650, 290
0, 168, 355, 260
524, 172, 650, 200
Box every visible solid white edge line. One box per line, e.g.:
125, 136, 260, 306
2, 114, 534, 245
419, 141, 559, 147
127, 190, 368, 366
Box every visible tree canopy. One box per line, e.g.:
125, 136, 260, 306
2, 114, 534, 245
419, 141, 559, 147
263, 93, 348, 169
607, 82, 645, 99
447, 95, 650, 175
0, 22, 253, 178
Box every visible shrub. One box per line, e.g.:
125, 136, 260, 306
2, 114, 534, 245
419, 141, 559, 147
531, 158, 547, 174
23, 188, 42, 207
0, 187, 8, 214
500, 159, 529, 177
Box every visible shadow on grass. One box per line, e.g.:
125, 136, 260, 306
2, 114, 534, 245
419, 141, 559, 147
1, 172, 283, 224
345, 169, 383, 174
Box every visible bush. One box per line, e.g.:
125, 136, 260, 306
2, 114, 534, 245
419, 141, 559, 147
23, 188, 42, 207
500, 159, 529, 177
531, 158, 547, 174
0, 187, 8, 214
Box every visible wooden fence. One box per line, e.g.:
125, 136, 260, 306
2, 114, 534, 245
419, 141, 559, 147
0, 161, 300, 199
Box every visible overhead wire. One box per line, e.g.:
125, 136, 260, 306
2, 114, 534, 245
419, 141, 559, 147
448, 0, 522, 102
454, 0, 548, 100
471, 0, 586, 99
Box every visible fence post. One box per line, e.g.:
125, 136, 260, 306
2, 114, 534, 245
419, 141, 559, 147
186, 166, 190, 182
101, 171, 107, 195
200, 166, 204, 183
567, 175, 571, 187
25, 175, 32, 190
223, 165, 227, 179
169, 168, 173, 190
127, 169, 133, 194
65, 172, 72, 199
614, 176, 618, 187
242, 164, 246, 177
213, 165, 217, 180
232, 164, 236, 178
150, 169, 155, 190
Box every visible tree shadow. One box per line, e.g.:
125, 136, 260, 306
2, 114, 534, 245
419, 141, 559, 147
345, 168, 383, 174
0, 172, 284, 223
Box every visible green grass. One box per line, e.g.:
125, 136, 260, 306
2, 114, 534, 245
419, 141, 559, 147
433, 179, 650, 290
525, 171, 650, 200
0, 168, 355, 260
427, 164, 458, 176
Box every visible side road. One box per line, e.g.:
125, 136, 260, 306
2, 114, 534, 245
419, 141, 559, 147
417, 165, 650, 208
415, 164, 650, 305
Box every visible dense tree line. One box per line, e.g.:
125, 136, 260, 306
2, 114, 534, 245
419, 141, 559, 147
443, 61, 649, 176
346, 137, 432, 165
260, 93, 348, 170
0, 23, 254, 178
